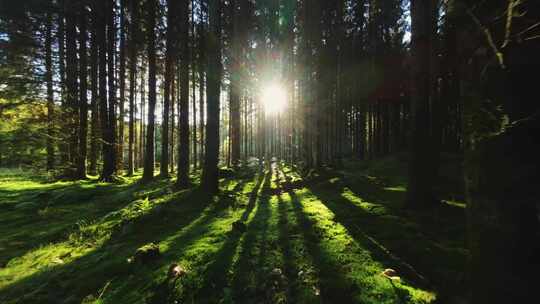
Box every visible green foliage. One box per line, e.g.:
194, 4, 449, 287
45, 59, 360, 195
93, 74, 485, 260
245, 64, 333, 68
0, 101, 49, 168
463, 94, 509, 144
0, 159, 467, 303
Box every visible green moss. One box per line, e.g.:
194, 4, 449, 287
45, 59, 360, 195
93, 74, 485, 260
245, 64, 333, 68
0, 160, 463, 303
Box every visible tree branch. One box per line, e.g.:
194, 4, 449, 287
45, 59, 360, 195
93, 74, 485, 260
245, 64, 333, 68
467, 7, 506, 68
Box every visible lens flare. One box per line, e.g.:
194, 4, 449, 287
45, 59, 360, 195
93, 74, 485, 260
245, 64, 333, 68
261, 84, 287, 114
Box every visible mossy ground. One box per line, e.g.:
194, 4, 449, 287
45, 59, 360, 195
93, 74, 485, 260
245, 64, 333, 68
0, 157, 466, 303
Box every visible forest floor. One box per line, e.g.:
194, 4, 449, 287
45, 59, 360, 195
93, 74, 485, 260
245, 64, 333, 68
0, 155, 467, 304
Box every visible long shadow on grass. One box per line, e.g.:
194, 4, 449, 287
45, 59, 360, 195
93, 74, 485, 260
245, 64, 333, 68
188, 170, 269, 303
278, 167, 358, 304
0, 178, 169, 267
0, 183, 232, 304
117, 177, 255, 304
223, 169, 273, 303
275, 168, 322, 304
331, 163, 466, 244
308, 166, 466, 257
305, 180, 466, 301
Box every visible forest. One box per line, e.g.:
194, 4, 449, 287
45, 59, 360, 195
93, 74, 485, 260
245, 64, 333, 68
0, 0, 539, 303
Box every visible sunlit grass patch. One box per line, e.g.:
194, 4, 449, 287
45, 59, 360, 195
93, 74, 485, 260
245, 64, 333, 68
444, 199, 466, 208
0, 162, 460, 303
384, 186, 406, 192
102, 174, 263, 303
341, 187, 388, 215
291, 187, 436, 303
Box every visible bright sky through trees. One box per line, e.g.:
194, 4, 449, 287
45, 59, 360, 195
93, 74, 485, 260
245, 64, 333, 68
261, 83, 287, 115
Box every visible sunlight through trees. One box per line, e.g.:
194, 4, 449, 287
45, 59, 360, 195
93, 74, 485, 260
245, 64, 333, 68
0, 0, 539, 303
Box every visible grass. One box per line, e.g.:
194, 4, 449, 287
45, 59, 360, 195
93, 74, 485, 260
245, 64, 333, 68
0, 156, 466, 303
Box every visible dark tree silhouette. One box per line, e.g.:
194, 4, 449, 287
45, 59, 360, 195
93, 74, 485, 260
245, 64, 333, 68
201, 0, 221, 193
142, 0, 157, 181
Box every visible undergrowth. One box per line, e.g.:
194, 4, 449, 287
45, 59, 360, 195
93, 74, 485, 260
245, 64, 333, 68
0, 157, 465, 303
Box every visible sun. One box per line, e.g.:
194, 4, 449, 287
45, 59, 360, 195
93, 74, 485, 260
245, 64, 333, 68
261, 84, 287, 115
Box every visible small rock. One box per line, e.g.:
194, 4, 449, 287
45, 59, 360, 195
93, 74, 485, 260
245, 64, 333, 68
168, 263, 187, 279
51, 257, 64, 264
232, 220, 247, 233
382, 268, 397, 277
381, 268, 400, 280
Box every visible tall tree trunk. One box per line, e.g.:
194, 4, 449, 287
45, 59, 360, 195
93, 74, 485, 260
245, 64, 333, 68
77, 3, 88, 179
107, 0, 117, 176
334, 0, 345, 166
142, 0, 157, 181
198, 25, 206, 169
170, 70, 175, 174
139, 62, 146, 169
229, 0, 241, 167
176, 0, 190, 187
118, 0, 126, 173
192, 65, 198, 170
127, 0, 139, 176
65, 0, 79, 174
89, 6, 99, 176
58, 0, 68, 163
162, 0, 178, 177
406, 0, 436, 207
191, 1, 197, 171
45, 13, 54, 171
98, 0, 114, 181
201, 0, 221, 192
463, 2, 540, 302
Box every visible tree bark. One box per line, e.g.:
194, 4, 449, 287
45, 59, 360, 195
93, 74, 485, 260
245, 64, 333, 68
127, 0, 139, 176
65, 0, 79, 173
89, 5, 99, 176
57, 0, 68, 163
406, 0, 437, 207
107, 0, 117, 176
201, 0, 221, 193
229, 0, 241, 167
142, 0, 157, 181
45, 13, 54, 171
176, 0, 190, 187
118, 0, 126, 173
161, 0, 178, 177
198, 25, 206, 170
98, 0, 114, 181
77, 3, 88, 179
